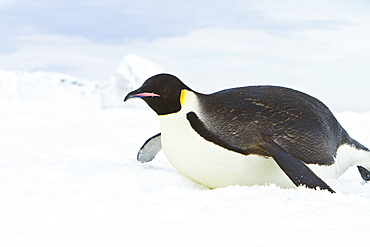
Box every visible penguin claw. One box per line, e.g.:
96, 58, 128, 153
358, 166, 370, 182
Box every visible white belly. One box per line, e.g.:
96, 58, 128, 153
159, 111, 296, 189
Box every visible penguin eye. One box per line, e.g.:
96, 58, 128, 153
163, 87, 171, 94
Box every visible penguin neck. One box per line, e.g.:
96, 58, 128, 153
179, 89, 202, 114
158, 90, 201, 131
159, 89, 201, 118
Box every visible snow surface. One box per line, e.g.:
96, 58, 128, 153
1, 103, 370, 247
1, 55, 370, 246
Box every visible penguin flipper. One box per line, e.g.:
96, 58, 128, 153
137, 133, 162, 163
260, 141, 335, 193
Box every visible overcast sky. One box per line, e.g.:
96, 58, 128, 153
1, 0, 370, 111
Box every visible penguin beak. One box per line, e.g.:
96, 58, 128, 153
124, 90, 160, 102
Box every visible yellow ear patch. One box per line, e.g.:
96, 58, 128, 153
180, 89, 187, 106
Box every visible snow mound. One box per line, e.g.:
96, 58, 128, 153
0, 70, 100, 109
0, 54, 165, 110
101, 54, 165, 108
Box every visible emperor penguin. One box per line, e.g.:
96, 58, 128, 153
124, 73, 370, 193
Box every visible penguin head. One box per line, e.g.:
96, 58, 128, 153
124, 73, 192, 115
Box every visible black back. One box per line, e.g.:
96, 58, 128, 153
196, 86, 353, 165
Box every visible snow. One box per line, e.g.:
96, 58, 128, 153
101, 54, 165, 108
0, 54, 165, 109
0, 69, 101, 110
1, 105, 370, 246
1, 55, 370, 246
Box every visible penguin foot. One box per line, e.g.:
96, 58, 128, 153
358, 166, 370, 182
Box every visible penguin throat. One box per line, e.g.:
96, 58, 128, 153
142, 97, 181, 116
145, 89, 191, 116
